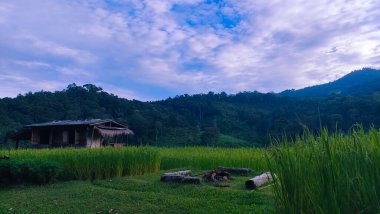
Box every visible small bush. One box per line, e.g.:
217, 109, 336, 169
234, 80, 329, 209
0, 159, 61, 185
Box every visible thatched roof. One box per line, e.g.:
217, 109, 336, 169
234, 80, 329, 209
95, 126, 134, 137
11, 119, 133, 140
26, 119, 124, 127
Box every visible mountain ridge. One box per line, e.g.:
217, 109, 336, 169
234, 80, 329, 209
280, 68, 380, 98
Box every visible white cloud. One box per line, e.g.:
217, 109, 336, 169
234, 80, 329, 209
9, 60, 51, 68
0, 2, 12, 24
29, 37, 96, 64
57, 67, 93, 77
0, 0, 379, 99
99, 83, 150, 101
0, 72, 65, 97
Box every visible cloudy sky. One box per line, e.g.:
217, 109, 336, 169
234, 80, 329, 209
0, 0, 379, 100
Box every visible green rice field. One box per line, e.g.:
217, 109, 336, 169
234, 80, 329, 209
269, 128, 380, 213
2, 127, 380, 213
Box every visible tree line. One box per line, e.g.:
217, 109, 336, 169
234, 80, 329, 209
1, 83, 380, 148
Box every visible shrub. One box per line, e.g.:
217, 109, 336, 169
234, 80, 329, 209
0, 159, 61, 185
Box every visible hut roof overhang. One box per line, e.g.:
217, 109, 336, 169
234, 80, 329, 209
11, 119, 133, 140
25, 119, 125, 128
95, 126, 134, 137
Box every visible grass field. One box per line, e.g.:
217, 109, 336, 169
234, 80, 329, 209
3, 127, 380, 213
0, 170, 274, 214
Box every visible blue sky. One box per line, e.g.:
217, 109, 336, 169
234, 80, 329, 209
0, 0, 379, 100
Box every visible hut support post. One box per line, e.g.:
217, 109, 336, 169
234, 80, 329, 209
49, 130, 53, 145
91, 127, 95, 148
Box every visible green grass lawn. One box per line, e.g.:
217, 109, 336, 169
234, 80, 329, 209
0, 170, 274, 214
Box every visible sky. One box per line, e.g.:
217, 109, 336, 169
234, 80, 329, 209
0, 0, 379, 101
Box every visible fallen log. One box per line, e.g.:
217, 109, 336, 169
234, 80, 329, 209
245, 172, 274, 189
160, 175, 201, 184
217, 167, 251, 176
160, 170, 200, 184
160, 174, 184, 182
181, 176, 201, 184
162, 170, 191, 176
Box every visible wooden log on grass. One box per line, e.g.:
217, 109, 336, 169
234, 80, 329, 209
162, 170, 191, 176
160, 170, 200, 184
160, 174, 184, 182
245, 172, 274, 189
217, 167, 251, 176
160, 175, 201, 184
181, 176, 201, 184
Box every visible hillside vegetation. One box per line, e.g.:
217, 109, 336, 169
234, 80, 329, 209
1, 68, 380, 147
281, 68, 380, 97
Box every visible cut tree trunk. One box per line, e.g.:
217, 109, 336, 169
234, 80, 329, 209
203, 170, 230, 182
245, 172, 274, 189
217, 167, 251, 176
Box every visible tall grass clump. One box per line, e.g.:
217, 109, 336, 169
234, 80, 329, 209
159, 147, 267, 171
0, 147, 160, 180
0, 159, 61, 184
269, 127, 380, 213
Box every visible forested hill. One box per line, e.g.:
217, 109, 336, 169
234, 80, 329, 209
281, 68, 380, 98
1, 68, 380, 148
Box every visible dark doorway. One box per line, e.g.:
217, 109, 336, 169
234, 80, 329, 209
69, 129, 75, 145
40, 130, 50, 145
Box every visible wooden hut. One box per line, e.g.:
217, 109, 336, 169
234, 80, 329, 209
11, 119, 133, 148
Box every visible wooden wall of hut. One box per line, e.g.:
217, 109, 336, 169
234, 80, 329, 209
52, 128, 63, 146
75, 128, 87, 145
86, 127, 102, 148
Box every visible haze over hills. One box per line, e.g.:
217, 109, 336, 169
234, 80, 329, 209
281, 68, 380, 98
1, 68, 380, 148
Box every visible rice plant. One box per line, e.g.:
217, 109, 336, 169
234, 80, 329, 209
158, 147, 267, 171
269, 127, 380, 213
0, 147, 160, 180
1, 146, 268, 181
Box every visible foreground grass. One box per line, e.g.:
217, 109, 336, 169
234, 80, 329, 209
0, 170, 274, 214
269, 128, 380, 213
5, 127, 380, 213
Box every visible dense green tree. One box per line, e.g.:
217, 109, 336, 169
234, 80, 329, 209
2, 74, 380, 148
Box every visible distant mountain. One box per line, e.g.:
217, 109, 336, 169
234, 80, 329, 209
2, 68, 380, 148
281, 68, 380, 98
